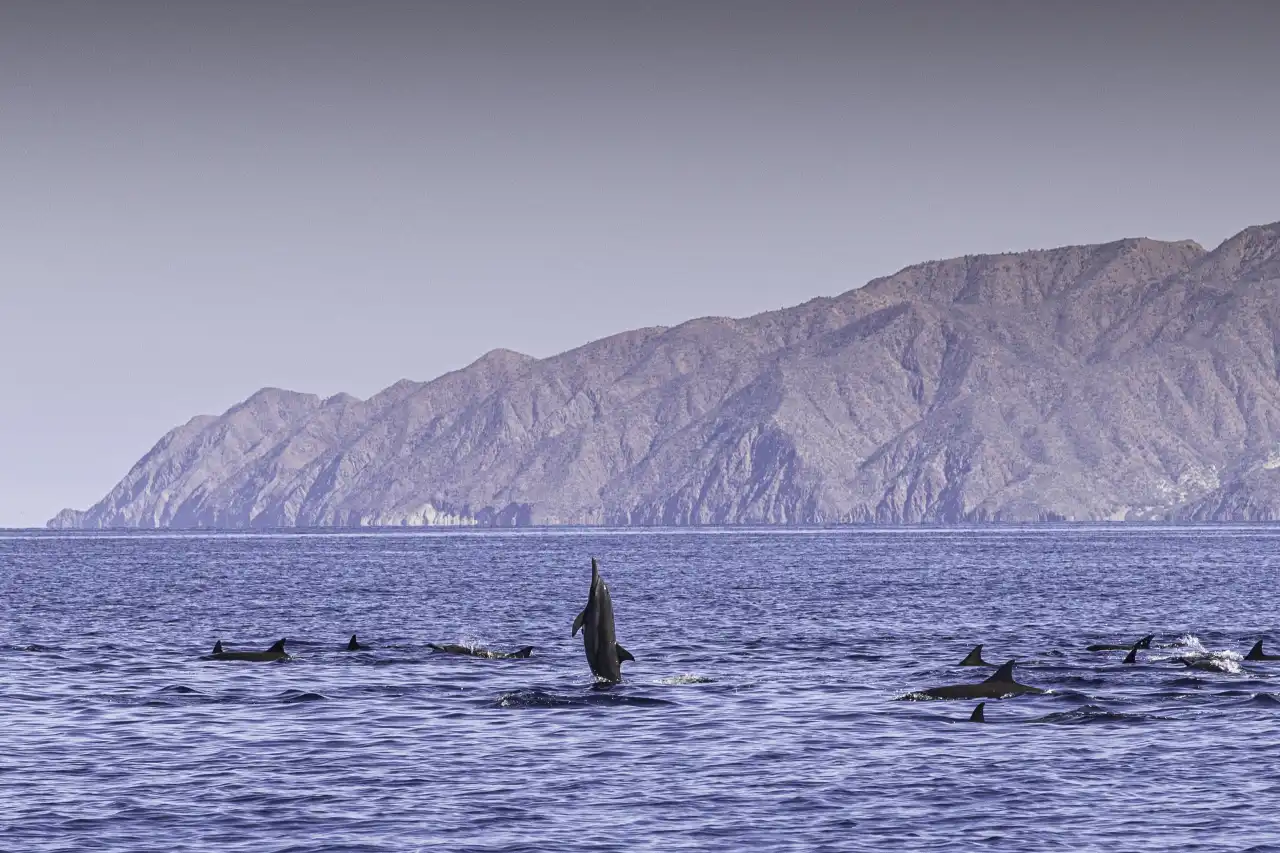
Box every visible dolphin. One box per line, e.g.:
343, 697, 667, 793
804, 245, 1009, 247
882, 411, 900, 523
428, 643, 534, 659
1245, 641, 1280, 661
210, 639, 289, 662
571, 557, 635, 683
345, 634, 369, 652
958, 644, 991, 666
1087, 634, 1154, 652
915, 660, 1045, 700
1123, 646, 1139, 664
969, 703, 986, 723
1176, 656, 1235, 673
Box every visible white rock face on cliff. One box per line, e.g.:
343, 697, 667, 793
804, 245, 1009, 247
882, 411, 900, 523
48, 221, 1280, 527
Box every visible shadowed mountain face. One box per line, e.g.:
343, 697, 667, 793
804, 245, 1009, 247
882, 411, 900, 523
49, 222, 1280, 528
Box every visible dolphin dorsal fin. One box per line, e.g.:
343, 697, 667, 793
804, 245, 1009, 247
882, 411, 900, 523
212, 640, 223, 655
347, 634, 359, 651
970, 703, 985, 723
268, 639, 286, 654
1247, 640, 1266, 660
959, 644, 985, 666
514, 646, 534, 658
1123, 647, 1138, 664
985, 660, 1016, 682
1136, 634, 1154, 649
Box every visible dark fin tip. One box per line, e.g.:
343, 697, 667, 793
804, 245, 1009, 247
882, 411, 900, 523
1123, 647, 1138, 664
1247, 640, 1265, 660
269, 639, 287, 653
970, 703, 986, 723
959, 644, 985, 666
212, 640, 223, 655
986, 660, 1016, 682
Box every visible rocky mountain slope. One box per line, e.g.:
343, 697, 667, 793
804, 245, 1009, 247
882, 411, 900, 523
49, 221, 1280, 527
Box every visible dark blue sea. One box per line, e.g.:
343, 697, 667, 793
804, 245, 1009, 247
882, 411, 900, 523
3, 527, 1280, 852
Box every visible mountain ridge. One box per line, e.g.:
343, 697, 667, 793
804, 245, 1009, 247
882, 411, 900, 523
50, 221, 1280, 528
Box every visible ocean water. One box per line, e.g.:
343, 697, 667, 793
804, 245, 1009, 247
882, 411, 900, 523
3, 527, 1280, 852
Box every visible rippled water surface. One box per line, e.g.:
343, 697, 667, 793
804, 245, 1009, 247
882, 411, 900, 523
4, 527, 1280, 851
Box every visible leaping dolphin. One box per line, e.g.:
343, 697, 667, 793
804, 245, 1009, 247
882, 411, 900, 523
345, 635, 369, 651
915, 660, 1045, 700
1245, 641, 1280, 661
572, 557, 635, 683
210, 639, 289, 662
1087, 635, 1154, 652
958, 644, 991, 666
428, 643, 534, 659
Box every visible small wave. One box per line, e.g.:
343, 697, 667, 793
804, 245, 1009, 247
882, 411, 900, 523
279, 691, 327, 703
658, 674, 715, 685
21, 644, 54, 653
1239, 693, 1280, 707
1035, 705, 1159, 725
493, 689, 673, 709
159, 685, 203, 695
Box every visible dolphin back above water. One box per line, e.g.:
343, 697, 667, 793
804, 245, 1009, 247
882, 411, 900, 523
916, 660, 1045, 700
211, 639, 289, 662
428, 643, 534, 659
572, 557, 635, 683
1087, 634, 1154, 652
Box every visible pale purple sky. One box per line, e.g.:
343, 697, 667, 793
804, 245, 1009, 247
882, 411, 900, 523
2, 1, 1279, 526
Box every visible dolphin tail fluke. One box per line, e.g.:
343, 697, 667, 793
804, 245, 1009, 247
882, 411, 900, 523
1123, 647, 1138, 664
212, 640, 223, 655
572, 610, 585, 637
268, 639, 287, 654
959, 644, 986, 666
1247, 640, 1266, 660
616, 643, 635, 663
985, 660, 1017, 682
1136, 634, 1155, 650
970, 703, 986, 723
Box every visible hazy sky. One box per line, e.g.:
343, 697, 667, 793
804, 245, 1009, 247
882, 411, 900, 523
2, 1, 1279, 527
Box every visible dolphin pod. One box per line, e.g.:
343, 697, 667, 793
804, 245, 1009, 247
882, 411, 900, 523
211, 639, 289, 662
917, 660, 1046, 700
572, 557, 635, 683
1087, 635, 1155, 653
428, 643, 534, 659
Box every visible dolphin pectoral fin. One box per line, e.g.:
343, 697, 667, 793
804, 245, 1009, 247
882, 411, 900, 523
615, 643, 635, 663
985, 660, 1016, 682
969, 703, 986, 723
572, 610, 585, 637
1123, 647, 1138, 664
959, 644, 986, 666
